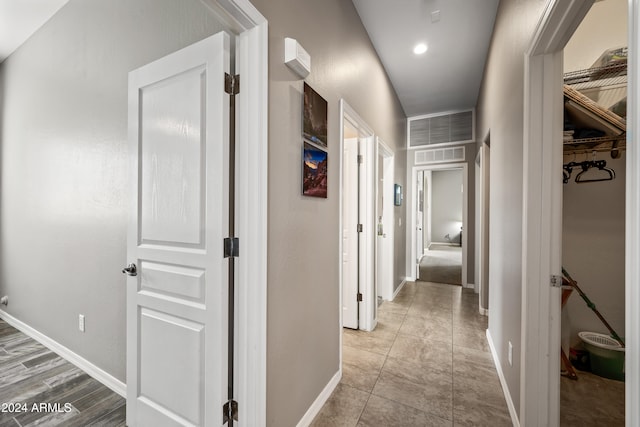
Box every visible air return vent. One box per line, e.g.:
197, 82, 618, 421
409, 110, 474, 147
415, 146, 465, 165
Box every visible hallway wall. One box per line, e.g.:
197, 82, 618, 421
0, 0, 229, 383
474, 0, 548, 416
247, 0, 407, 425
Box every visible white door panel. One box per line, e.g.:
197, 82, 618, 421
127, 32, 230, 427
342, 137, 359, 329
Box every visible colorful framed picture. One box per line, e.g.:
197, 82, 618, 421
303, 82, 328, 148
303, 142, 328, 198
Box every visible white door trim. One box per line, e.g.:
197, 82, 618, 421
409, 162, 468, 286
627, 1, 640, 424
521, 1, 593, 425
201, 1, 268, 425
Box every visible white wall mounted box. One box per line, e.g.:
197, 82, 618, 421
284, 37, 310, 78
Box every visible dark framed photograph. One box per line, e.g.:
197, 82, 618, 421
303, 82, 328, 148
394, 184, 403, 206
303, 142, 328, 198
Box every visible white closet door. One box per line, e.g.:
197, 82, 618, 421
126, 32, 230, 427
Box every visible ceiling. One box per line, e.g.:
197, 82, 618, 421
0, 0, 69, 63
352, 0, 500, 117
3, 0, 499, 118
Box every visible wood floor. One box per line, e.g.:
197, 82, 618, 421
0, 318, 125, 427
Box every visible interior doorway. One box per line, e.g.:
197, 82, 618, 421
518, 1, 639, 425
558, 1, 627, 424
340, 100, 376, 332
417, 168, 464, 286
410, 162, 468, 287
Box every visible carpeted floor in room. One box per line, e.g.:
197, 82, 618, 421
419, 245, 462, 286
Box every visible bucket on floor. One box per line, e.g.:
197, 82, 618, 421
578, 331, 625, 381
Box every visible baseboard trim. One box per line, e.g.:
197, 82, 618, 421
479, 307, 489, 316
296, 369, 341, 427
0, 310, 126, 397
391, 278, 408, 300
486, 329, 520, 427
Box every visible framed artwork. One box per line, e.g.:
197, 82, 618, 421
394, 184, 403, 206
303, 142, 328, 198
303, 82, 328, 148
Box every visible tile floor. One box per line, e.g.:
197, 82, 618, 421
560, 369, 625, 426
311, 281, 511, 426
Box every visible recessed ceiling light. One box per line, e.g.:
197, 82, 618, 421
413, 43, 428, 55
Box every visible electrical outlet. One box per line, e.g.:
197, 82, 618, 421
79, 314, 85, 332
508, 341, 513, 366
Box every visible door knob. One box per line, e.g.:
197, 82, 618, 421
122, 263, 137, 276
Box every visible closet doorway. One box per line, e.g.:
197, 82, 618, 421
521, 0, 639, 424
559, 1, 627, 424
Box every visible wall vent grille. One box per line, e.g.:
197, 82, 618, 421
409, 110, 474, 147
415, 146, 465, 165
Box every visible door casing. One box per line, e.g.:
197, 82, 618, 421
409, 162, 468, 286
339, 99, 377, 343
521, 0, 592, 425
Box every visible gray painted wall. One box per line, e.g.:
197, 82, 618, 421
563, 156, 625, 343
0, 0, 229, 382
431, 169, 463, 244
475, 0, 548, 415
247, 0, 407, 425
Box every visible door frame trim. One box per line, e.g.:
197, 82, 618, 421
521, 1, 593, 425
204, 1, 268, 425
339, 99, 376, 353
376, 137, 395, 301
627, 1, 640, 423
409, 162, 468, 286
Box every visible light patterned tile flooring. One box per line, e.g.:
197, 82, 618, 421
311, 281, 511, 427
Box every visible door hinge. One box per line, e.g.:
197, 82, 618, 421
224, 237, 239, 258
357, 293, 363, 302
223, 400, 238, 424
357, 224, 363, 233
225, 73, 240, 95
357, 154, 363, 164
550, 275, 563, 288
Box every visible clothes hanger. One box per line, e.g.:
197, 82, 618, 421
574, 152, 615, 183
562, 153, 579, 184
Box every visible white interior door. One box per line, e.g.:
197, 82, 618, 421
342, 137, 359, 329
126, 32, 230, 426
358, 136, 376, 331
376, 141, 395, 301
